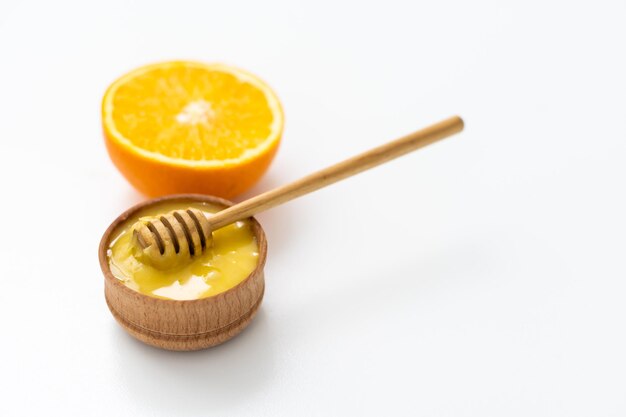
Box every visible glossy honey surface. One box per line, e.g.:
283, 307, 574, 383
108, 201, 259, 300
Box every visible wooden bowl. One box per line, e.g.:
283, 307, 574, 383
98, 194, 267, 351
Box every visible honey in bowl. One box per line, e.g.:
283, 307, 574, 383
107, 200, 259, 301
99, 195, 267, 351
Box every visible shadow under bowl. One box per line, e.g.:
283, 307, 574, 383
98, 194, 267, 351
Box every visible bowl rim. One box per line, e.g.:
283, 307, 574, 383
98, 193, 267, 306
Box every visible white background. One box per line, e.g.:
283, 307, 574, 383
1, 0, 625, 415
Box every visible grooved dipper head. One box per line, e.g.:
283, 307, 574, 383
131, 208, 213, 270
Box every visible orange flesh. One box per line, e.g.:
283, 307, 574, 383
110, 64, 276, 161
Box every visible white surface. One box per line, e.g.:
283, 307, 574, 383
1, 0, 625, 415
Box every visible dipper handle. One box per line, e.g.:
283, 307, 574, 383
207, 116, 464, 230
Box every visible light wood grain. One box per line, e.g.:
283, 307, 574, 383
208, 115, 463, 229
99, 195, 267, 351
134, 116, 464, 268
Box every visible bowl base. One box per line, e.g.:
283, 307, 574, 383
106, 288, 264, 351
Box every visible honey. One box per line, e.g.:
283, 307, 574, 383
107, 201, 259, 300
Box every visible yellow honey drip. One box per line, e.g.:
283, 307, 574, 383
107, 201, 259, 300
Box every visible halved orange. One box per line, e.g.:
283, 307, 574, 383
102, 61, 283, 198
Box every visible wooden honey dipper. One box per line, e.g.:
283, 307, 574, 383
132, 116, 464, 269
